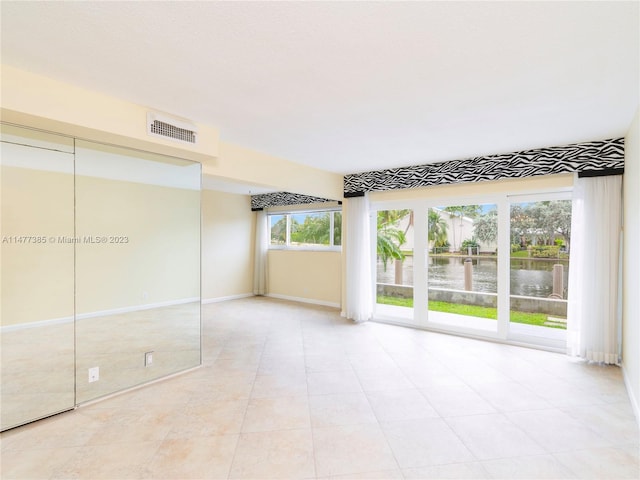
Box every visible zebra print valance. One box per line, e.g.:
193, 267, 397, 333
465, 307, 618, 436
343, 138, 624, 196
251, 191, 338, 211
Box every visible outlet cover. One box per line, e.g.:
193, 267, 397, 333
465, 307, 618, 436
88, 367, 99, 383
145, 351, 154, 366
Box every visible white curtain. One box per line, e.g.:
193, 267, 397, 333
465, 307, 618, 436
344, 195, 373, 322
253, 210, 268, 295
567, 173, 623, 364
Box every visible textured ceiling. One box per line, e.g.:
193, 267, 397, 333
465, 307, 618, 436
1, 1, 638, 174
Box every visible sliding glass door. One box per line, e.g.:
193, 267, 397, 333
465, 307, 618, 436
507, 194, 572, 349
372, 191, 572, 350
374, 207, 424, 326
426, 203, 500, 335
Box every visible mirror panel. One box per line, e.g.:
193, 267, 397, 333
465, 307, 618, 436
1, 128, 75, 430
74, 140, 201, 403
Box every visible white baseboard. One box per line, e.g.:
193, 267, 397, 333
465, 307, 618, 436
76, 297, 200, 320
201, 293, 254, 304
2, 297, 200, 332
1, 315, 74, 332
266, 293, 340, 309
622, 363, 640, 428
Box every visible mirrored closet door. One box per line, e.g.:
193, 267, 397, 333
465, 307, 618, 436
1, 126, 202, 430
1, 125, 76, 430
74, 140, 202, 403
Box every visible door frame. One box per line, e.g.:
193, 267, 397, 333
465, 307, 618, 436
370, 187, 573, 351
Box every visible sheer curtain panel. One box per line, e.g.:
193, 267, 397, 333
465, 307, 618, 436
567, 174, 623, 364
253, 210, 268, 295
344, 195, 373, 322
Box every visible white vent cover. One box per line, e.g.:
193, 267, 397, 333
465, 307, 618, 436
147, 112, 197, 144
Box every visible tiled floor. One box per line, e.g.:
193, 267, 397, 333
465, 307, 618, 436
1, 297, 639, 479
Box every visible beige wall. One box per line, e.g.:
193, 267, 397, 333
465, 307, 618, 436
1, 65, 343, 201
1, 157, 74, 326
213, 142, 343, 202
268, 250, 342, 307
202, 189, 255, 301
623, 107, 640, 423
1, 65, 219, 162
75, 175, 200, 313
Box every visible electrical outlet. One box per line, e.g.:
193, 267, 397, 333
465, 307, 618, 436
88, 367, 99, 383
145, 351, 154, 366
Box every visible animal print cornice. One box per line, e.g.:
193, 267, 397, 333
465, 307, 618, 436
251, 191, 337, 211
343, 138, 624, 196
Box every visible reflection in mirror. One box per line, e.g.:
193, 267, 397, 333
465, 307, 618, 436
1, 126, 75, 430
74, 140, 201, 403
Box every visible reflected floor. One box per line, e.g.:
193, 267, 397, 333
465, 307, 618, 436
1, 302, 200, 430
2, 297, 638, 479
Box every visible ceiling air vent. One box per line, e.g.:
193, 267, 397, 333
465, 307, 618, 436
147, 112, 197, 144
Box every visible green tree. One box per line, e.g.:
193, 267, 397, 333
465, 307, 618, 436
377, 210, 409, 271
510, 201, 571, 249
542, 200, 572, 251
428, 209, 449, 247
333, 212, 342, 246
473, 210, 498, 246
270, 216, 287, 244
510, 204, 536, 246
291, 213, 330, 245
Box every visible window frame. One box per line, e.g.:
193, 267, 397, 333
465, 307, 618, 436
370, 184, 574, 352
268, 208, 342, 251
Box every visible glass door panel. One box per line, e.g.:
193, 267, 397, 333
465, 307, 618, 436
509, 199, 571, 347
375, 209, 415, 323
1, 127, 76, 430
75, 141, 201, 403
427, 204, 499, 334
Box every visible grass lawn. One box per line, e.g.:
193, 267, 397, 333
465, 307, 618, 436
376, 295, 564, 329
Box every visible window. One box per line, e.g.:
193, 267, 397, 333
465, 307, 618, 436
372, 187, 573, 350
269, 209, 342, 249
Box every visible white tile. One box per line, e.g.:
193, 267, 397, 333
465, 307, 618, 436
229, 429, 315, 479
309, 392, 378, 427
480, 454, 576, 479
421, 384, 498, 417
144, 434, 238, 479
51, 441, 162, 479
167, 398, 248, 438
305, 354, 352, 373
307, 370, 363, 395
355, 367, 415, 392
0, 445, 80, 479
258, 354, 306, 376
402, 462, 489, 479
382, 418, 475, 468
250, 373, 307, 398
313, 424, 399, 477
366, 389, 440, 423
329, 469, 404, 479
446, 413, 546, 460
242, 396, 310, 432
472, 381, 553, 413
560, 402, 640, 446
4, 297, 639, 480
554, 446, 640, 479
348, 352, 397, 371
506, 408, 612, 453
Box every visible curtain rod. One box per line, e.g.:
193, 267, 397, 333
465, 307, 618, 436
578, 168, 624, 178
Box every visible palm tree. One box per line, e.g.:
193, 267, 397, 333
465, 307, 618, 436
377, 210, 409, 272
428, 209, 448, 250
